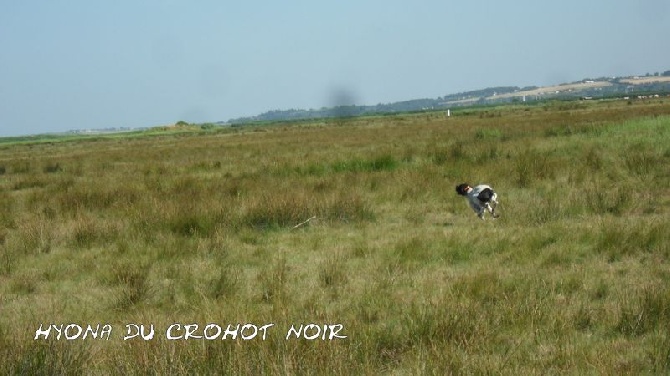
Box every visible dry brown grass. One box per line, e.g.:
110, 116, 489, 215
620, 76, 670, 85
0, 99, 669, 374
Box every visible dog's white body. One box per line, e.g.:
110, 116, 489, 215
456, 183, 499, 219
467, 185, 498, 219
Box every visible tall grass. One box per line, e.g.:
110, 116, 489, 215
1, 99, 669, 374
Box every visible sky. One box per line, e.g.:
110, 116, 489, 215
1, 1, 669, 137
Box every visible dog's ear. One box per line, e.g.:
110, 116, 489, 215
456, 183, 469, 196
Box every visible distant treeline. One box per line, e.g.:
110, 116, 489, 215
226, 76, 670, 125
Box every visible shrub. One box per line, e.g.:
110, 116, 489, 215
319, 256, 348, 289
474, 127, 503, 140
332, 155, 398, 173
43, 163, 62, 173
513, 148, 556, 187
112, 262, 152, 311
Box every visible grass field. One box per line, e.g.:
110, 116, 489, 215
1, 99, 669, 374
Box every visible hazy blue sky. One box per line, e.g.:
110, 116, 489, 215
1, 1, 669, 137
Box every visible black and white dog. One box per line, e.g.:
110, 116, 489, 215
456, 183, 499, 219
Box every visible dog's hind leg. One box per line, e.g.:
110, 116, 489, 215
490, 201, 500, 218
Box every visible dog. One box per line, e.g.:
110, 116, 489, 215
456, 183, 499, 219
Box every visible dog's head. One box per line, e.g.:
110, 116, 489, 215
455, 183, 470, 196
